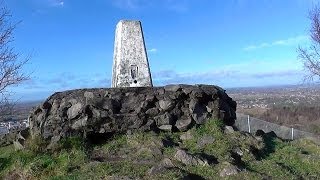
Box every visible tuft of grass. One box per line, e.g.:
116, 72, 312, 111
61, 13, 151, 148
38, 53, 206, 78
100, 133, 127, 154
151, 168, 185, 179
26, 154, 57, 177
80, 161, 151, 179
0, 158, 13, 177
14, 150, 38, 167
59, 136, 86, 151
54, 149, 87, 175
245, 137, 320, 179
0, 136, 90, 179
184, 164, 219, 179
163, 146, 176, 157
106, 161, 151, 178
0, 145, 14, 174
182, 119, 236, 161
127, 131, 162, 151
25, 135, 48, 153
310, 124, 320, 134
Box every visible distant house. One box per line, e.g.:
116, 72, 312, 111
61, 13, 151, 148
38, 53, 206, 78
0, 119, 29, 135
8, 121, 20, 130
0, 126, 9, 135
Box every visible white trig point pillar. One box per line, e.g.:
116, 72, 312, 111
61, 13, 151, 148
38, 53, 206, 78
112, 20, 153, 88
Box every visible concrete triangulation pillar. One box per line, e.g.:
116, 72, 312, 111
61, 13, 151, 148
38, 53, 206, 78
112, 20, 153, 88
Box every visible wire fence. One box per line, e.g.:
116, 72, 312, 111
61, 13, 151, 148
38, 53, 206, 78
235, 113, 320, 140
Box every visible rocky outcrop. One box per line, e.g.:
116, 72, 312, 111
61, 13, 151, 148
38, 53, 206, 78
0, 128, 29, 148
174, 148, 209, 166
219, 162, 240, 177
28, 84, 236, 147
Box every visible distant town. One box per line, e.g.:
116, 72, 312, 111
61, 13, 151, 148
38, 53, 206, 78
227, 84, 320, 110
0, 101, 38, 135
0, 118, 29, 135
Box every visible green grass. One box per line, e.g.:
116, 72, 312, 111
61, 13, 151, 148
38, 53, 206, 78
151, 168, 185, 179
310, 124, 320, 134
99, 133, 127, 154
247, 139, 320, 179
1, 119, 320, 179
163, 146, 176, 157
182, 119, 241, 162
0, 136, 89, 179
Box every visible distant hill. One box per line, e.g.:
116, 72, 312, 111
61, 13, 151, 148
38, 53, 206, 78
227, 84, 320, 134
0, 100, 42, 122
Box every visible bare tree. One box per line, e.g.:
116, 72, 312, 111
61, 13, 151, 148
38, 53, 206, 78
298, 5, 320, 82
0, 3, 30, 115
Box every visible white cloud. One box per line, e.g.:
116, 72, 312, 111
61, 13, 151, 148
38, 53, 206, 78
49, 0, 64, 7
148, 48, 158, 53
58, 1, 64, 6
243, 35, 309, 51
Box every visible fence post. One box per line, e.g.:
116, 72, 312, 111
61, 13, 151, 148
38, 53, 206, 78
247, 115, 251, 133
291, 128, 294, 140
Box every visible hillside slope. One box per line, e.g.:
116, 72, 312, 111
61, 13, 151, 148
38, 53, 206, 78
1, 119, 320, 179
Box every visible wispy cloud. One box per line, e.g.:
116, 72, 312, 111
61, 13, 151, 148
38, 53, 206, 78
243, 35, 309, 51
152, 59, 304, 87
49, 0, 64, 7
251, 70, 302, 78
164, 0, 189, 13
148, 48, 158, 53
111, 0, 150, 10
13, 58, 304, 100
111, 0, 189, 12
31, 0, 64, 16
152, 68, 303, 87
18, 72, 110, 94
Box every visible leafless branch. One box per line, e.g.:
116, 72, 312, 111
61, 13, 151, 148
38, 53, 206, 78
298, 5, 320, 83
0, 2, 30, 116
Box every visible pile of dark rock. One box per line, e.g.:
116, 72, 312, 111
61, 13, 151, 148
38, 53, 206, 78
27, 84, 236, 149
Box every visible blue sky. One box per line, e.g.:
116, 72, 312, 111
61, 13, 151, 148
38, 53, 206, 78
4, 0, 318, 101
